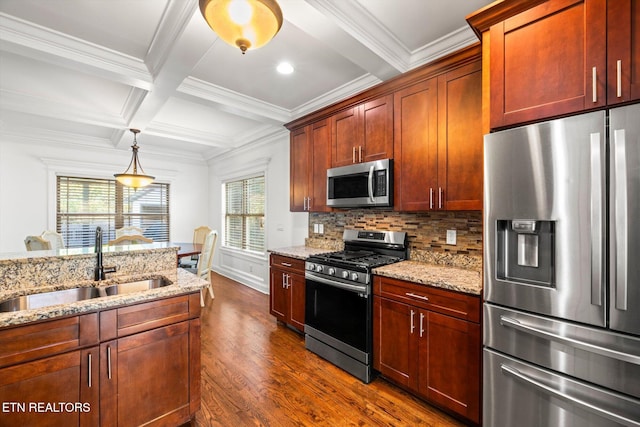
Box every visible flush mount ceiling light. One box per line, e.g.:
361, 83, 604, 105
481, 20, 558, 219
114, 129, 155, 188
199, 0, 283, 54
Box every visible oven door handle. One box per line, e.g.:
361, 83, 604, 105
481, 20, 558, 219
306, 272, 368, 295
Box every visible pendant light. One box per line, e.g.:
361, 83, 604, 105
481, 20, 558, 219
114, 129, 155, 188
199, 0, 283, 54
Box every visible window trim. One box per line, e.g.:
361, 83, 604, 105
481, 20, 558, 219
218, 158, 270, 256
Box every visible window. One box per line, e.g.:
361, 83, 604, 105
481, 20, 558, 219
224, 175, 265, 252
57, 176, 170, 248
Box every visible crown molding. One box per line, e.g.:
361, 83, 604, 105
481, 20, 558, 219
0, 13, 152, 90
178, 77, 292, 124
145, 0, 198, 77
144, 121, 230, 147
408, 26, 479, 70
0, 89, 125, 129
207, 128, 288, 165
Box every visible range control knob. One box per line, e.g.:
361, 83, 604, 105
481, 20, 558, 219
316, 265, 324, 273
350, 272, 359, 281
341, 271, 349, 279
307, 263, 316, 271
328, 268, 336, 276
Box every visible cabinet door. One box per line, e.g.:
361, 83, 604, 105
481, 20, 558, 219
290, 126, 310, 212
101, 322, 191, 427
362, 95, 394, 163
309, 119, 331, 212
393, 78, 438, 211
417, 311, 481, 424
331, 106, 362, 167
0, 348, 99, 427
269, 267, 288, 322
288, 272, 306, 332
607, 0, 640, 105
490, 0, 607, 128
373, 297, 416, 389
437, 60, 483, 210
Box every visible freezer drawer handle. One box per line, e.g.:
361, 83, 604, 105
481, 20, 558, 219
499, 316, 640, 365
501, 364, 640, 427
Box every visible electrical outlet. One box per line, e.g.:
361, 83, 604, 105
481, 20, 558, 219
446, 229, 457, 245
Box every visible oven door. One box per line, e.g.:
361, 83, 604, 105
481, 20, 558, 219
304, 272, 371, 361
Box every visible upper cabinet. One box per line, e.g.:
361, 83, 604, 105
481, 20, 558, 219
289, 119, 331, 212
394, 60, 483, 211
468, 0, 640, 130
331, 94, 394, 167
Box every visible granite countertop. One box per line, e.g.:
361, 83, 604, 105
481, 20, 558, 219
373, 261, 482, 295
0, 268, 209, 328
268, 245, 331, 260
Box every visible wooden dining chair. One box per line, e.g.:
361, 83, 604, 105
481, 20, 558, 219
108, 234, 153, 245
195, 230, 218, 307
179, 225, 212, 268
41, 230, 65, 250
115, 226, 144, 238
24, 235, 51, 251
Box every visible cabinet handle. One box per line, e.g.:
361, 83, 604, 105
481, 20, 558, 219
429, 188, 433, 209
281, 262, 292, 267
419, 313, 425, 338
107, 346, 112, 380
303, 197, 307, 211
359, 146, 362, 163
307, 197, 311, 211
410, 309, 415, 334
353, 146, 356, 163
592, 66, 597, 103
616, 60, 622, 98
282, 273, 287, 288
406, 292, 429, 302
88, 353, 92, 388
438, 187, 443, 209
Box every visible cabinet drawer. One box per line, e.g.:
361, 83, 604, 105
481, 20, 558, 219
100, 293, 200, 341
270, 254, 305, 273
374, 276, 480, 323
0, 313, 99, 368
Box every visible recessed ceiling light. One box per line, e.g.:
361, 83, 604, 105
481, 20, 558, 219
277, 62, 294, 75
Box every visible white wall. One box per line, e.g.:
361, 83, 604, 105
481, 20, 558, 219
208, 130, 308, 294
0, 136, 208, 252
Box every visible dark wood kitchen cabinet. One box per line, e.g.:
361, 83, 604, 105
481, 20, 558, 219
99, 293, 201, 427
331, 94, 394, 167
269, 254, 306, 332
290, 119, 331, 212
394, 59, 482, 211
0, 293, 201, 427
0, 314, 100, 426
373, 275, 481, 424
468, 0, 640, 130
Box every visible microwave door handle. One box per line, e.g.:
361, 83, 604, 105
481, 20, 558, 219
368, 164, 375, 202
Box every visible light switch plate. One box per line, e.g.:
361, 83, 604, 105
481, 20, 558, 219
318, 224, 324, 234
313, 224, 319, 233
446, 229, 457, 245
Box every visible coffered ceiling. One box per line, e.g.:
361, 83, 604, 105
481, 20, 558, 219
0, 0, 491, 162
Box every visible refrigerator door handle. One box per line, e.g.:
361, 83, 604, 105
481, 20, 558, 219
499, 315, 640, 365
613, 129, 628, 311
500, 364, 640, 427
590, 132, 604, 306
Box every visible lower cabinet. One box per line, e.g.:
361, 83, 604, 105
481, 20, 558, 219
373, 276, 481, 425
269, 254, 306, 332
0, 292, 201, 427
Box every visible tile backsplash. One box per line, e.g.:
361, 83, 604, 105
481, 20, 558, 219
306, 209, 483, 271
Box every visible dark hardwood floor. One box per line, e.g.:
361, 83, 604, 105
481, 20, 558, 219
193, 272, 467, 426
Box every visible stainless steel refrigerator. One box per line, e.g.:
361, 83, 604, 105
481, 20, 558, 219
483, 103, 640, 426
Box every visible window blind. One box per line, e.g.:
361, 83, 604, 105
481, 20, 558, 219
57, 176, 170, 248
224, 175, 265, 252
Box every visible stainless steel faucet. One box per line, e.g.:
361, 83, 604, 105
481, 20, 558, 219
94, 226, 116, 281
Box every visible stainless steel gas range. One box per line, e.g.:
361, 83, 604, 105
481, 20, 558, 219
304, 229, 408, 383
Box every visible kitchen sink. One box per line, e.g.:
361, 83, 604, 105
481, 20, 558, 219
99, 277, 171, 296
0, 287, 100, 312
0, 277, 172, 313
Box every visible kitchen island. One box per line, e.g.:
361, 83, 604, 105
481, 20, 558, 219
0, 243, 209, 426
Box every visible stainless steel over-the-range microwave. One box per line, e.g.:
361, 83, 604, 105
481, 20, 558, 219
326, 159, 393, 208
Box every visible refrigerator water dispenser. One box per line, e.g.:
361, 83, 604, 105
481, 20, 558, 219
496, 220, 555, 287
